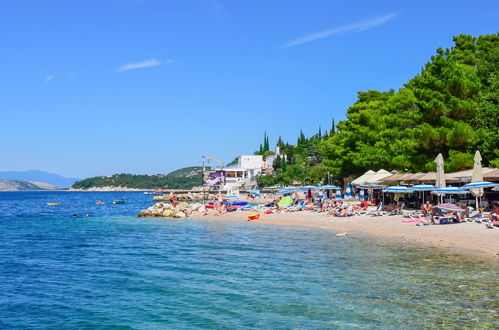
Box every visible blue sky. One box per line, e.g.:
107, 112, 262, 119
1, 0, 498, 178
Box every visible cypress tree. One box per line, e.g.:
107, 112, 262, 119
331, 119, 336, 133
263, 132, 270, 152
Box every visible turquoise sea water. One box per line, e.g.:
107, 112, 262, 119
0, 192, 497, 329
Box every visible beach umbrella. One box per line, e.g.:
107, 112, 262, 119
411, 184, 438, 191
335, 189, 342, 199
411, 184, 437, 204
276, 190, 293, 195
434, 153, 446, 203
321, 185, 341, 189
344, 183, 353, 199
278, 195, 293, 207
431, 186, 469, 204
250, 189, 260, 198
383, 185, 413, 193
434, 154, 446, 188
462, 181, 498, 189
435, 203, 465, 212
467, 151, 485, 209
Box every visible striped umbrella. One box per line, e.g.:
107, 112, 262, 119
383, 185, 413, 193
321, 185, 341, 189
335, 189, 342, 199
462, 181, 498, 189
431, 186, 469, 195
410, 184, 437, 204
411, 184, 437, 191
359, 189, 365, 199
345, 183, 353, 198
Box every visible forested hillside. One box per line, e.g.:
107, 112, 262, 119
257, 34, 498, 187
72, 167, 203, 189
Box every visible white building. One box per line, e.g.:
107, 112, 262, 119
264, 146, 286, 173
220, 155, 263, 192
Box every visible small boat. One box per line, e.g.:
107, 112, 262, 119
47, 202, 60, 206
112, 200, 125, 204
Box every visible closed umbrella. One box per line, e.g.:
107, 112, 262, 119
335, 189, 342, 199
359, 189, 365, 199
469, 151, 484, 209
345, 183, 353, 199
434, 153, 446, 203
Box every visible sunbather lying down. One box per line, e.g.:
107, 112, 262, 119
326, 207, 352, 217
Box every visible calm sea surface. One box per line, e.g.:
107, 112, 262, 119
0, 191, 497, 329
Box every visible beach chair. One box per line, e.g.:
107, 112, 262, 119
365, 203, 386, 217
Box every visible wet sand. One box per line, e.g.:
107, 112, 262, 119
192, 210, 499, 261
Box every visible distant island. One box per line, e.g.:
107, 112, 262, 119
0, 170, 80, 188
71, 167, 204, 190
0, 180, 56, 191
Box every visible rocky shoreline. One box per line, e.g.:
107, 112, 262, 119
138, 202, 206, 218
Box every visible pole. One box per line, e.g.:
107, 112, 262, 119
202, 158, 206, 205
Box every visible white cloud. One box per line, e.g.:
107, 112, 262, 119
45, 74, 54, 82
284, 13, 399, 48
115, 58, 171, 73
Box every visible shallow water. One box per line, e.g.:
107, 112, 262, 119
0, 192, 497, 328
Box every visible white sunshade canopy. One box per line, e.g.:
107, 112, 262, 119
365, 169, 393, 184
351, 170, 376, 186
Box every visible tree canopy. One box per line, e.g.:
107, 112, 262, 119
257, 34, 498, 187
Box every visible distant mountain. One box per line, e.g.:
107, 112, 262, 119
0, 180, 56, 191
0, 170, 80, 188
72, 167, 204, 190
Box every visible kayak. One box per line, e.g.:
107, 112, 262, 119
247, 213, 260, 221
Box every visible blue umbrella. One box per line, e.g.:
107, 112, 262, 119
250, 189, 260, 197
359, 189, 365, 199
411, 184, 437, 191
321, 185, 341, 189
345, 183, 353, 198
276, 190, 293, 195
410, 184, 437, 203
335, 189, 342, 199
431, 186, 469, 195
462, 181, 498, 189
383, 185, 413, 193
